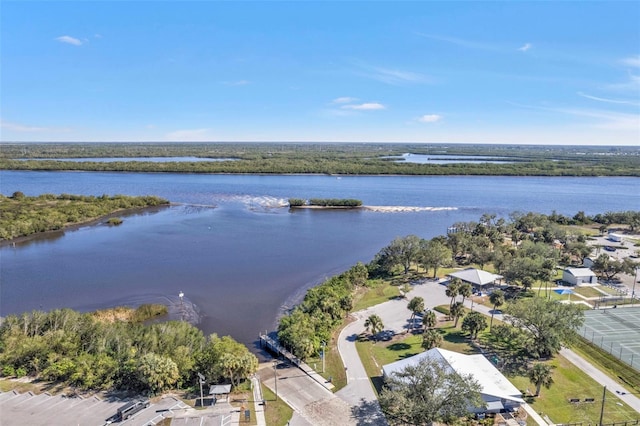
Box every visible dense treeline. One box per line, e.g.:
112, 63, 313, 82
1, 142, 638, 176
277, 263, 369, 359
278, 209, 638, 360
288, 198, 362, 207
0, 308, 258, 394
0, 192, 169, 240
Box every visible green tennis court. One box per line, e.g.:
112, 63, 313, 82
578, 307, 640, 371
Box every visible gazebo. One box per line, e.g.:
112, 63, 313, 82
447, 268, 503, 291
209, 384, 232, 402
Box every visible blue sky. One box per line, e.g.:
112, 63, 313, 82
1, 1, 639, 145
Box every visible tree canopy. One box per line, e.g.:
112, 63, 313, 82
379, 356, 484, 425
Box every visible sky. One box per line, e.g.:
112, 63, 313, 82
1, 1, 639, 145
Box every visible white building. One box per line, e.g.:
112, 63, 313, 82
562, 267, 597, 286
608, 233, 623, 243
382, 348, 524, 415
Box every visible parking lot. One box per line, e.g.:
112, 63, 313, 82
0, 390, 238, 425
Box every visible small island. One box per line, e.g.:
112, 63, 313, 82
288, 198, 363, 209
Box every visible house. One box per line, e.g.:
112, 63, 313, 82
382, 348, 524, 415
447, 268, 503, 291
562, 267, 597, 286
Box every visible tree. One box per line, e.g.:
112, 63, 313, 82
422, 310, 437, 332
421, 329, 443, 350
504, 298, 584, 359
528, 363, 555, 396
592, 254, 637, 281
459, 283, 473, 305
137, 352, 179, 394
450, 302, 465, 327
446, 279, 461, 309
376, 235, 423, 275
364, 314, 384, 342
489, 290, 505, 331
407, 297, 425, 330
420, 239, 452, 278
399, 283, 411, 299
461, 312, 487, 339
379, 356, 484, 425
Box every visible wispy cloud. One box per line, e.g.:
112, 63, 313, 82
332, 97, 358, 104
55, 35, 83, 46
165, 128, 214, 141
352, 61, 429, 85
518, 43, 532, 52
341, 102, 385, 111
577, 92, 640, 106
621, 55, 640, 68
416, 33, 500, 51
418, 114, 442, 123
223, 80, 250, 86
1, 120, 71, 133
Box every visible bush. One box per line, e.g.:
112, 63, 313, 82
2, 365, 16, 377
106, 217, 123, 225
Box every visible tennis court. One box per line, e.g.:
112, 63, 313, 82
578, 307, 640, 370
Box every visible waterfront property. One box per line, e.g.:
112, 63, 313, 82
382, 348, 524, 415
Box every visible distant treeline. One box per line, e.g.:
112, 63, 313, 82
1, 142, 638, 176
0, 308, 258, 394
289, 198, 362, 207
0, 192, 169, 240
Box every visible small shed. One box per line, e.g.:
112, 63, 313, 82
562, 268, 597, 286
209, 384, 232, 401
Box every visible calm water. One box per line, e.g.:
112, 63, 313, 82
386, 153, 514, 164
20, 157, 238, 163
1, 171, 638, 350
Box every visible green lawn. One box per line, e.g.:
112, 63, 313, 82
508, 355, 638, 425
352, 280, 399, 312
261, 385, 293, 426
573, 286, 607, 298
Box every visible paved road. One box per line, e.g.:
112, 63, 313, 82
259, 361, 357, 426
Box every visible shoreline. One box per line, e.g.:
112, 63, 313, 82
0, 204, 172, 247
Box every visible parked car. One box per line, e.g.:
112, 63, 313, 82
603, 246, 616, 252
116, 398, 150, 421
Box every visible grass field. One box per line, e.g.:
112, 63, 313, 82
261, 385, 293, 426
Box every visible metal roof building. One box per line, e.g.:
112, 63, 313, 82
447, 268, 503, 288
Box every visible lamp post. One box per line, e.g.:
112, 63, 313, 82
197, 372, 205, 407
321, 341, 326, 373
273, 360, 278, 401
631, 266, 638, 307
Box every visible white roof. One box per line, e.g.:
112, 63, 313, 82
565, 268, 596, 278
382, 348, 524, 404
209, 384, 232, 394
448, 268, 503, 286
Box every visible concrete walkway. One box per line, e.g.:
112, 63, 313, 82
250, 375, 267, 426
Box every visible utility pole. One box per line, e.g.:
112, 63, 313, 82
273, 360, 278, 401
598, 385, 606, 426
197, 372, 206, 407
321, 341, 326, 373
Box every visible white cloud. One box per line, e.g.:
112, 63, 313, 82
621, 55, 640, 68
1, 120, 71, 133
332, 97, 358, 104
341, 102, 385, 110
55, 35, 83, 46
165, 128, 214, 141
518, 43, 532, 52
418, 114, 442, 123
577, 92, 640, 106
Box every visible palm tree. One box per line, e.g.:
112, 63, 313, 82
421, 329, 443, 350
364, 314, 384, 342
422, 310, 437, 332
528, 363, 555, 396
459, 283, 472, 305
450, 302, 465, 327
488, 289, 505, 331
407, 297, 425, 330
446, 278, 462, 309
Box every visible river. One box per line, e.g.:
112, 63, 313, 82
1, 171, 638, 350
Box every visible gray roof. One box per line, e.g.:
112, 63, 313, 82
565, 267, 596, 277
448, 268, 503, 286
209, 384, 232, 395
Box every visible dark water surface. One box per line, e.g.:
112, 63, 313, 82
1, 171, 638, 350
